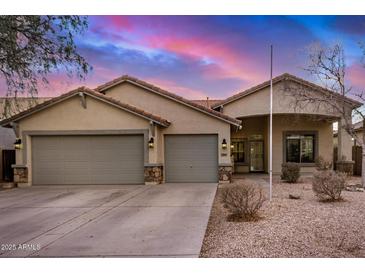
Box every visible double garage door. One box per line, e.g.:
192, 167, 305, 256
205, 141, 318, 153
32, 135, 144, 185
32, 134, 218, 185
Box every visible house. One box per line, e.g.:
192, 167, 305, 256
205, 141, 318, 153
333, 120, 363, 175
0, 73, 361, 186
0, 97, 50, 181
334, 121, 362, 148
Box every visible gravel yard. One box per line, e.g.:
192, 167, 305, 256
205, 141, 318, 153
200, 176, 365, 258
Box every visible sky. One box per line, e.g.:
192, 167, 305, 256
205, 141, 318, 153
2, 15, 365, 99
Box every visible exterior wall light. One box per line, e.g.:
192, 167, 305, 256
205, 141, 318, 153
222, 138, 227, 149
14, 138, 22, 149
148, 137, 154, 148
230, 144, 234, 149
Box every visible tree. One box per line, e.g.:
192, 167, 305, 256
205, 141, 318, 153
0, 15, 91, 117
288, 43, 365, 186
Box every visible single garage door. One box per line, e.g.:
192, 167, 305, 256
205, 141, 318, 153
165, 135, 218, 183
32, 135, 144, 185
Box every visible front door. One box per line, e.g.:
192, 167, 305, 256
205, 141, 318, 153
249, 141, 264, 172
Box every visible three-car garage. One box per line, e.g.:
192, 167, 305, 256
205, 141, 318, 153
31, 134, 219, 185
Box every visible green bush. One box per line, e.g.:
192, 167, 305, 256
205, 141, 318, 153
281, 162, 300, 183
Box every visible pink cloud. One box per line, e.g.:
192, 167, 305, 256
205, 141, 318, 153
144, 35, 264, 84
92, 16, 134, 32
143, 77, 209, 99
347, 62, 365, 89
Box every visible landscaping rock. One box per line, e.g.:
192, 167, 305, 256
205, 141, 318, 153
289, 194, 301, 199
345, 185, 364, 192
200, 176, 365, 258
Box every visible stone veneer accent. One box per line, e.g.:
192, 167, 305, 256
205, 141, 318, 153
336, 160, 354, 175
13, 165, 28, 186
218, 165, 233, 183
144, 164, 163, 185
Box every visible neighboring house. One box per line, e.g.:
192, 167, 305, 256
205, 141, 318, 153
0, 97, 50, 181
334, 121, 361, 148
0, 73, 361, 186
333, 121, 363, 175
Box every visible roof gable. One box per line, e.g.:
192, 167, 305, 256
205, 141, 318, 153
212, 73, 362, 109
0, 87, 171, 128
95, 75, 241, 126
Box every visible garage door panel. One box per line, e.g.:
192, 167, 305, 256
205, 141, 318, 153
32, 135, 144, 185
165, 135, 218, 183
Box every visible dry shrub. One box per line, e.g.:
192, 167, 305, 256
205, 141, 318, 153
312, 170, 346, 202
281, 162, 300, 183
315, 156, 333, 171
220, 183, 266, 222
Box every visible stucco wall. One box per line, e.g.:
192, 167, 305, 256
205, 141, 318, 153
16, 95, 152, 184
223, 81, 343, 118
105, 82, 232, 164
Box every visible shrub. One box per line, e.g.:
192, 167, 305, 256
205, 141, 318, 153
220, 183, 266, 222
315, 156, 333, 171
312, 170, 346, 202
281, 162, 300, 183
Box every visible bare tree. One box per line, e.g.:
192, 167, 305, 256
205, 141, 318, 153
287, 43, 365, 187
0, 16, 91, 118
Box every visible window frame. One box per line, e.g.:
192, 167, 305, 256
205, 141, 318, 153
283, 131, 318, 166
231, 138, 249, 165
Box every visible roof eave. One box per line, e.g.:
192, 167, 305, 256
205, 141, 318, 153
96, 77, 241, 126
0, 88, 172, 129
213, 73, 363, 109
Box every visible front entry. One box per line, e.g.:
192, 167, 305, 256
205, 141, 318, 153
249, 141, 264, 172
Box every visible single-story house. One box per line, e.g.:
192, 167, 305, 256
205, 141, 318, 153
333, 120, 363, 175
0, 97, 50, 181
0, 73, 361, 186
334, 121, 362, 148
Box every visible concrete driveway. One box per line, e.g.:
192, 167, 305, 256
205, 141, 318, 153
0, 183, 217, 257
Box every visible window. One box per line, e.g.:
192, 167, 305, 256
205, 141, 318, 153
231, 139, 246, 163
285, 134, 315, 163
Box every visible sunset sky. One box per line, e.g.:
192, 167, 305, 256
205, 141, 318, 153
3, 15, 365, 99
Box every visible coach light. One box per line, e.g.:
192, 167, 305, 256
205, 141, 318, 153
221, 139, 227, 149
148, 137, 154, 148
14, 138, 22, 150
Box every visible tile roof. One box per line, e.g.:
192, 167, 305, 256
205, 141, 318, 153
211, 73, 363, 109
0, 97, 51, 120
95, 75, 241, 126
0, 87, 171, 128
191, 99, 224, 108
353, 121, 363, 131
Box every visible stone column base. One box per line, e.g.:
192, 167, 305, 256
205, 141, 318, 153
219, 164, 233, 184
13, 165, 29, 187
144, 164, 163, 185
336, 160, 354, 175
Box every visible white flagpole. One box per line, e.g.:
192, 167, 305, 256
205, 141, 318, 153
269, 45, 273, 201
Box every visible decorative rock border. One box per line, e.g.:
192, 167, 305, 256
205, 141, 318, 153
13, 165, 28, 187
218, 164, 233, 184
144, 164, 163, 185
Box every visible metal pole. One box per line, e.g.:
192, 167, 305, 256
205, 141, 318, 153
269, 45, 273, 201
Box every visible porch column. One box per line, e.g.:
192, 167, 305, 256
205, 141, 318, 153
144, 123, 163, 185
337, 117, 354, 174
